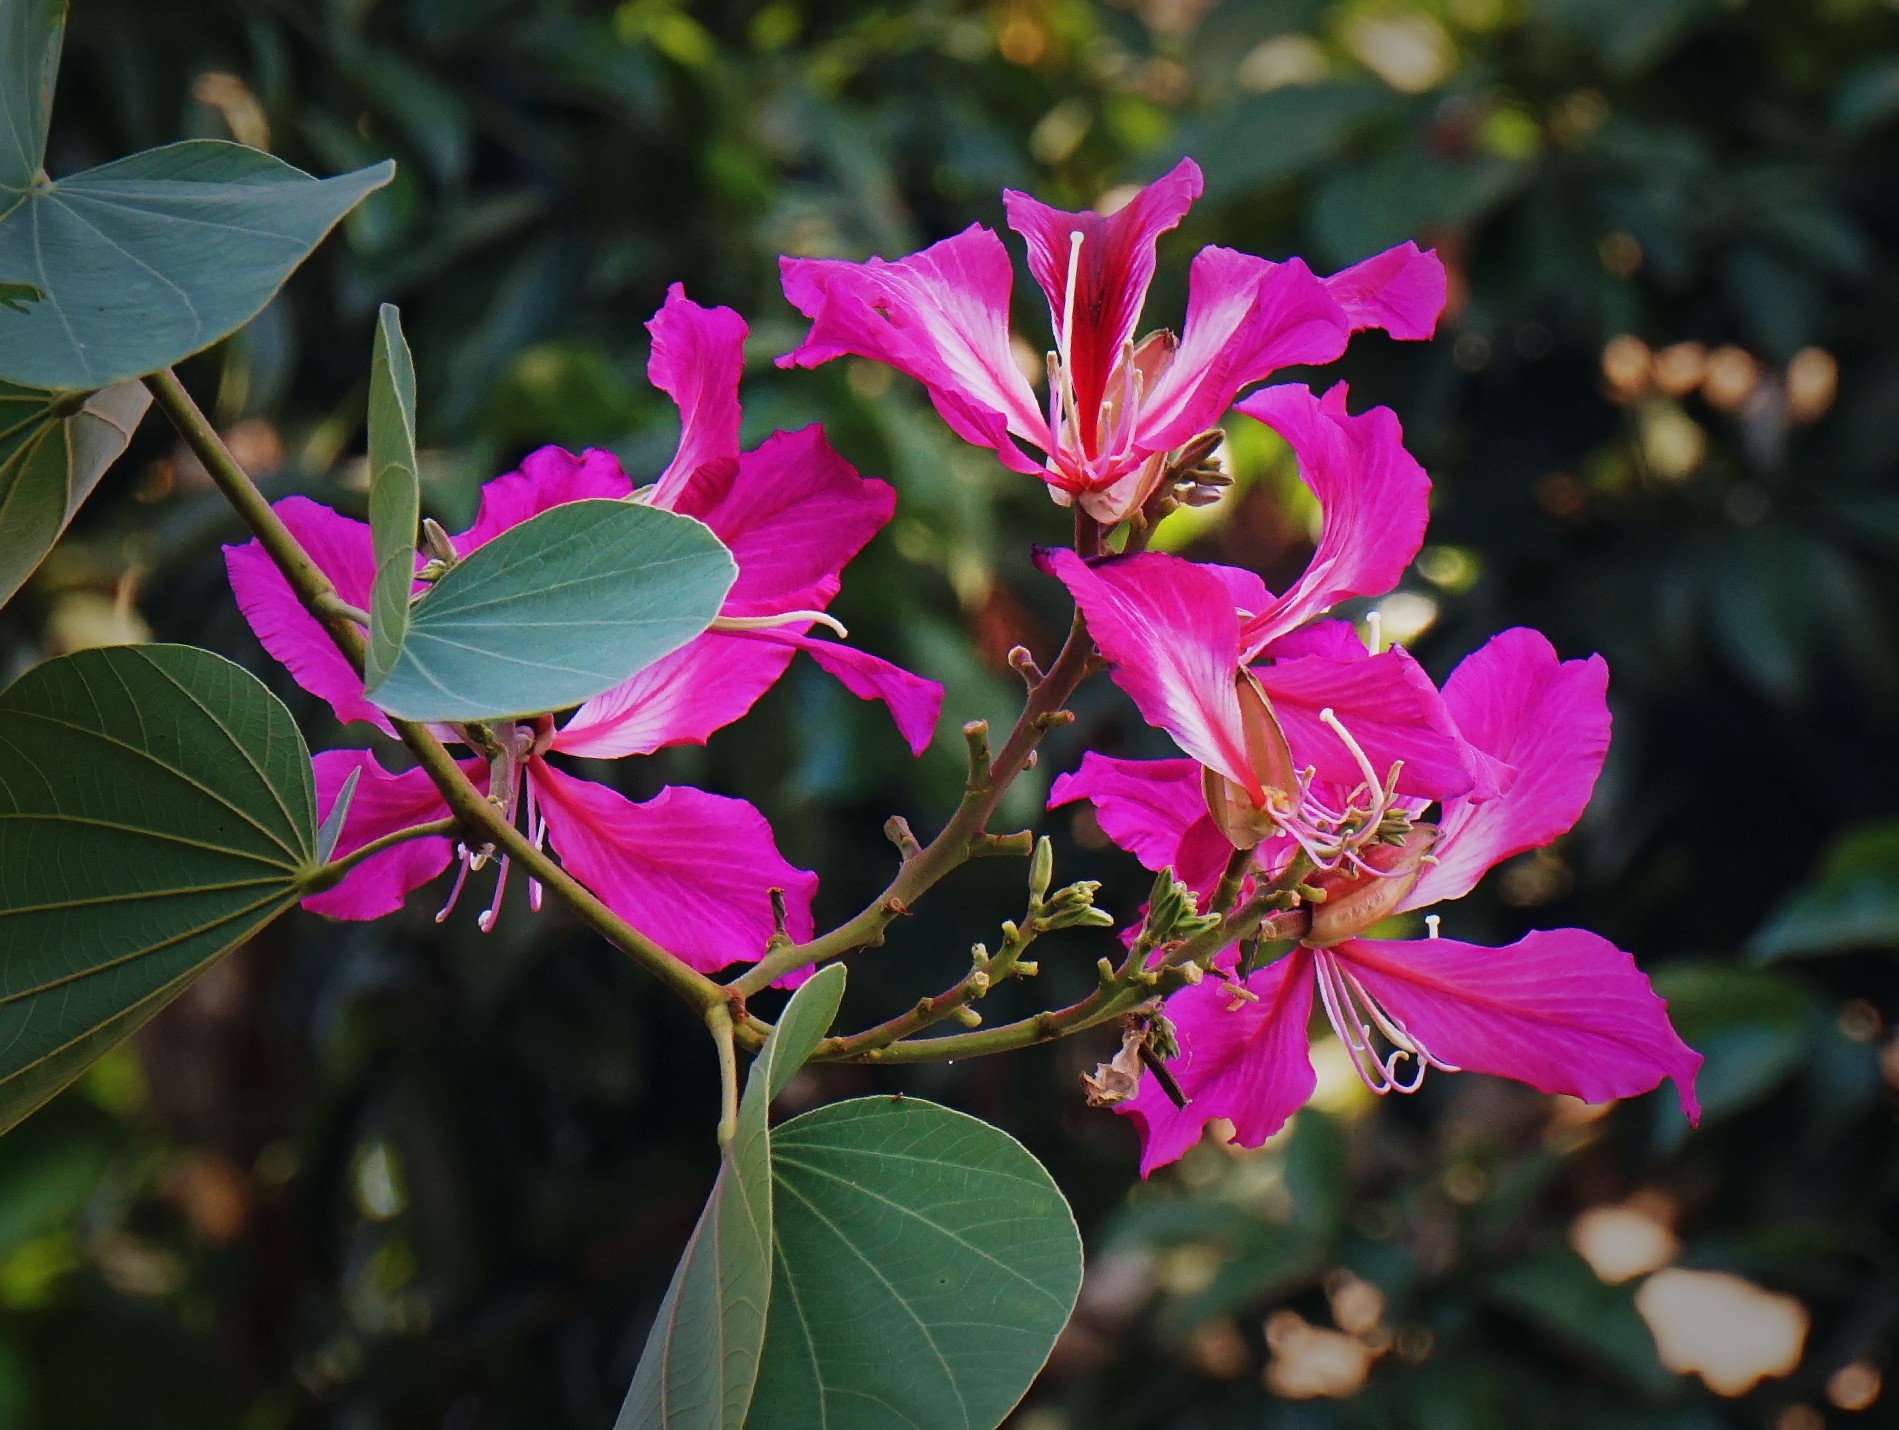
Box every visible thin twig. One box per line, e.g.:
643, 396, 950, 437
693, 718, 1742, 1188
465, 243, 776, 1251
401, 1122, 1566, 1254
301, 816, 458, 892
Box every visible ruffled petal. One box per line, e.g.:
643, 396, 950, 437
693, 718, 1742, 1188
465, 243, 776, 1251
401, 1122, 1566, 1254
1048, 753, 1205, 873
779, 229, 1051, 474
1403, 629, 1611, 909
224, 496, 391, 733
1120, 949, 1317, 1176
646, 283, 747, 509
1233, 384, 1431, 655
755, 630, 943, 757
669, 425, 893, 617
1136, 248, 1350, 455
302, 750, 485, 920
531, 762, 817, 977
1252, 647, 1485, 803
552, 630, 796, 759
1335, 932, 1701, 1120
1039, 549, 1254, 795
454, 446, 634, 557
1323, 241, 1447, 341
1261, 618, 1369, 663
1003, 158, 1201, 436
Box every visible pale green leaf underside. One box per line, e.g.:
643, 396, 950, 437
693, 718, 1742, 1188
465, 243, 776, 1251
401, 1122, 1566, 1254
0, 141, 393, 390
746, 1097, 1083, 1430
0, 0, 62, 194
0, 380, 149, 609
365, 497, 738, 723
618, 966, 847, 1430
365, 303, 420, 689
0, 644, 317, 1134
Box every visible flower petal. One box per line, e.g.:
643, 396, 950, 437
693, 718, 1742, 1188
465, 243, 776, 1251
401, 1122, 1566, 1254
779, 228, 1051, 474
302, 749, 485, 920
1120, 949, 1317, 1176
553, 630, 797, 758
1323, 241, 1447, 341
1403, 628, 1611, 909
1336, 932, 1701, 1120
1252, 647, 1485, 803
669, 425, 893, 617
754, 630, 943, 757
225, 496, 390, 733
454, 446, 634, 557
1003, 158, 1201, 433
531, 762, 817, 977
1233, 383, 1431, 654
1039, 549, 1254, 795
1262, 618, 1369, 663
1137, 248, 1350, 455
1048, 753, 1205, 873
647, 283, 748, 509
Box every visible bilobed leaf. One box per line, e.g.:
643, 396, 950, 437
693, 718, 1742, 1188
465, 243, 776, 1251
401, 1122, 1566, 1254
745, 1096, 1084, 1430
0, 380, 150, 609
0, 0, 62, 192
364, 498, 737, 723
0, 141, 393, 390
364, 303, 420, 690
618, 965, 846, 1430
0, 644, 317, 1135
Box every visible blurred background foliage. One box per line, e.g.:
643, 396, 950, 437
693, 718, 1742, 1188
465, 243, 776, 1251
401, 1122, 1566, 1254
8, 0, 1899, 1424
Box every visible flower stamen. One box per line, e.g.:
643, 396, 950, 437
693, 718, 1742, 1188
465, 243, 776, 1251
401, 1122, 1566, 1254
709, 610, 849, 637
1312, 948, 1459, 1096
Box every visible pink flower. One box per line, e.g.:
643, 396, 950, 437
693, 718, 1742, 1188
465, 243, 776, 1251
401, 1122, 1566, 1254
226, 287, 944, 975
1086, 627, 1702, 1175
777, 158, 1445, 522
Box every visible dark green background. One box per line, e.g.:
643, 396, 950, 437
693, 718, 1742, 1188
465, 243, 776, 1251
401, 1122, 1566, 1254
5, 0, 1899, 1425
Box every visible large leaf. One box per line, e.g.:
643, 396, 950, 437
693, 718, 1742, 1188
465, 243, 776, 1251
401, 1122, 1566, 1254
0, 380, 148, 607
0, 0, 61, 193
618, 965, 846, 1430
365, 303, 420, 690
0, 644, 317, 1134
0, 142, 393, 390
1751, 817, 1899, 961
745, 1096, 1083, 1430
364, 497, 737, 723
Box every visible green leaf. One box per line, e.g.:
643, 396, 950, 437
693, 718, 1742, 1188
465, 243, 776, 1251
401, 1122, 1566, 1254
1169, 85, 1397, 204
365, 303, 420, 690
314, 765, 362, 865
1650, 963, 1813, 1143
1486, 1249, 1672, 1396
618, 965, 846, 1430
0, 142, 394, 390
0, 644, 317, 1135
0, 380, 150, 609
745, 1096, 1083, 1430
1751, 818, 1899, 960
0, 0, 62, 192
364, 497, 737, 723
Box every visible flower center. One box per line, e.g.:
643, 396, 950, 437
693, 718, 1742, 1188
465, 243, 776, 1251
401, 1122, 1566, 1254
434, 722, 550, 932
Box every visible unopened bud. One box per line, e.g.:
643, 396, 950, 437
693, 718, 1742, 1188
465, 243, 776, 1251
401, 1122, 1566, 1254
951, 1006, 982, 1028
422, 517, 457, 565
1029, 835, 1054, 903
1149, 1012, 1182, 1062
966, 970, 991, 995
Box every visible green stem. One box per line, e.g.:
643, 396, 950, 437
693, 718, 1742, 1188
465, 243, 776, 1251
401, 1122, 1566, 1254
146, 368, 730, 1019
729, 602, 1097, 997
708, 1004, 739, 1149
301, 816, 458, 894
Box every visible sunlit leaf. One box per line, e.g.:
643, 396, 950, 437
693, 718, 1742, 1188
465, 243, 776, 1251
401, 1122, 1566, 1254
745, 1096, 1083, 1430
618, 965, 847, 1430
364, 303, 419, 690
0, 142, 393, 390
0, 381, 149, 609
0, 644, 317, 1135
364, 497, 736, 723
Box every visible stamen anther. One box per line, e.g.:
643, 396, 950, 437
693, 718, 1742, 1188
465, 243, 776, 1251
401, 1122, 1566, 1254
1425, 914, 1440, 939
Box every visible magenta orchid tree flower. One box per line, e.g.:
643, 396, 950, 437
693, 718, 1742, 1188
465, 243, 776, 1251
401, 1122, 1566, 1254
776, 157, 1446, 522
1062, 622, 1703, 1175
225, 286, 943, 978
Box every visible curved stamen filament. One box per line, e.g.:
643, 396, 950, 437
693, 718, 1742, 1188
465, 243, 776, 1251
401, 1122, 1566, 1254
435, 848, 473, 924
711, 610, 849, 638
476, 854, 510, 932
1312, 948, 1459, 1096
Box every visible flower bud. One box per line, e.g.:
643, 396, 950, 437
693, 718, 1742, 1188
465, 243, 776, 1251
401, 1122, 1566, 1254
1303, 825, 1439, 947
1029, 835, 1054, 904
